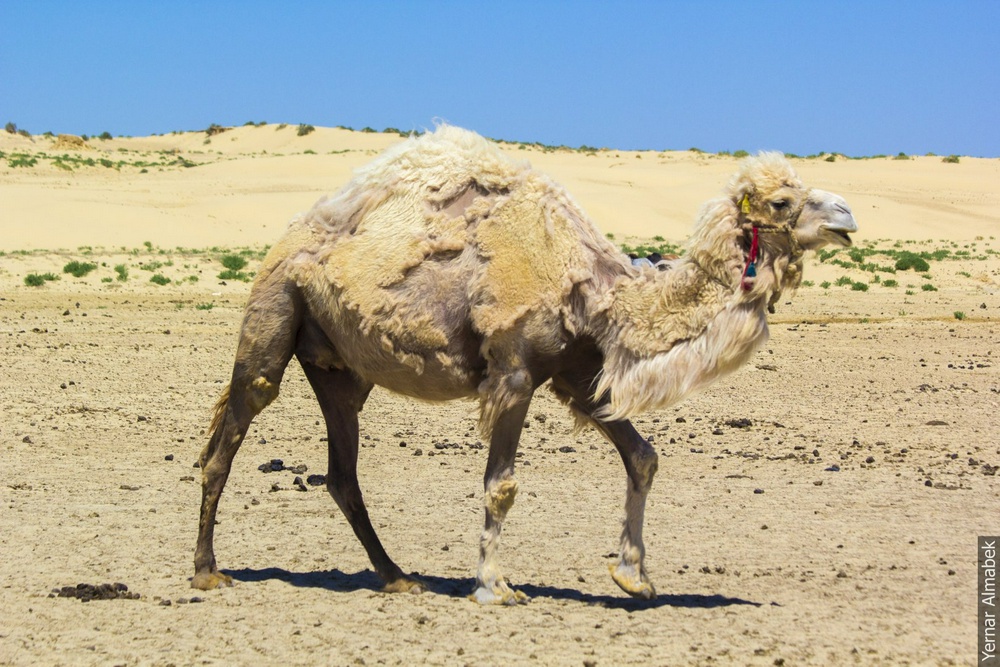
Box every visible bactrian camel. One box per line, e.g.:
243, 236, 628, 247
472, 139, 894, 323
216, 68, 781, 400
193, 126, 857, 603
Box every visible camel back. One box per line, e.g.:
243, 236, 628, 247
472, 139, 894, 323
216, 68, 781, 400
278, 126, 623, 370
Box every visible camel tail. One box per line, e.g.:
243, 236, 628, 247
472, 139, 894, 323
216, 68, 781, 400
208, 384, 231, 436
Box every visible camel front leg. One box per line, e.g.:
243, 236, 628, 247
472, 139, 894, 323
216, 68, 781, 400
471, 376, 532, 605
595, 419, 658, 600
551, 370, 658, 599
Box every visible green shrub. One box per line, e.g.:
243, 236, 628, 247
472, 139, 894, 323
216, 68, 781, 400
954, 311, 966, 320
819, 281, 831, 289
835, 276, 853, 287
297, 124, 315, 137
63, 260, 98, 278
220, 254, 248, 271
851, 281, 869, 291
149, 274, 170, 286
921, 283, 937, 292
25, 272, 59, 286
882, 279, 898, 288
942, 155, 960, 164
9, 155, 37, 168
894, 253, 930, 272
114, 264, 129, 281
217, 269, 251, 282
195, 303, 214, 310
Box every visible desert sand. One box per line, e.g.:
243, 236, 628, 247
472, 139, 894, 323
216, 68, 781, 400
1, 125, 998, 665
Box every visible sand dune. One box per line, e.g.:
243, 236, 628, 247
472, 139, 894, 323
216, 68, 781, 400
2, 125, 998, 251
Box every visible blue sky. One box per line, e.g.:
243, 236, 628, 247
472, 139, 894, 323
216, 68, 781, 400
2, 1, 997, 156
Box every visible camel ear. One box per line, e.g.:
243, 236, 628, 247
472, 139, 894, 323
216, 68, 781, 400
739, 193, 751, 214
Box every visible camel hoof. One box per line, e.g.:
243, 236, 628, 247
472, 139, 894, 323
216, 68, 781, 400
609, 563, 656, 600
382, 576, 424, 594
191, 570, 233, 590
469, 582, 530, 605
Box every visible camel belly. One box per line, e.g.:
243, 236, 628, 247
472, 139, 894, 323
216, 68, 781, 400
296, 254, 486, 402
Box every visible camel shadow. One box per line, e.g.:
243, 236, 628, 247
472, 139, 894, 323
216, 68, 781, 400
227, 567, 763, 611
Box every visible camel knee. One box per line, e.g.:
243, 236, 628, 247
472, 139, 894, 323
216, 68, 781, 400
248, 375, 280, 413
485, 477, 519, 522
325, 476, 364, 515
628, 444, 658, 491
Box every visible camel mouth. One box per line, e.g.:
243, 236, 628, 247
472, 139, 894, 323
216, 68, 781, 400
820, 222, 855, 247
830, 229, 853, 246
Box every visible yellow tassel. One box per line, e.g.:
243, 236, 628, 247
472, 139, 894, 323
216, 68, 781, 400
741, 194, 751, 214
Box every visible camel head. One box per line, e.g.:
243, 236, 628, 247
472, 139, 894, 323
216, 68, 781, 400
792, 189, 858, 250
727, 153, 857, 252
712, 153, 857, 301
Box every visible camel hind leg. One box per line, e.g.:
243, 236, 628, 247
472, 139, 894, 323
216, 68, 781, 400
298, 359, 423, 593
192, 277, 302, 590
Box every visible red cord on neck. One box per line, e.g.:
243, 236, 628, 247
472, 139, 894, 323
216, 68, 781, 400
741, 226, 759, 290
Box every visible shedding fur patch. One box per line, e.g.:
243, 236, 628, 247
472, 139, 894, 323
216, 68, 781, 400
470, 175, 588, 337
485, 478, 519, 522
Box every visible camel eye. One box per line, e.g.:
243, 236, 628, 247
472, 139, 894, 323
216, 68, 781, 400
771, 200, 789, 211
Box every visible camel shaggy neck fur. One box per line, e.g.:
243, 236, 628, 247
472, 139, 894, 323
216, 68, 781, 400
193, 126, 857, 603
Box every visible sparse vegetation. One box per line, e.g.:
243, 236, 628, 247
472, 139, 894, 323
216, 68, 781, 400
8, 154, 37, 168
114, 264, 129, 282
942, 155, 960, 164
297, 124, 315, 137
195, 303, 214, 310
954, 311, 966, 320
149, 273, 171, 286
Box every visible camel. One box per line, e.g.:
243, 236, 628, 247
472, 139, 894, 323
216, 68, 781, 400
193, 126, 857, 603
